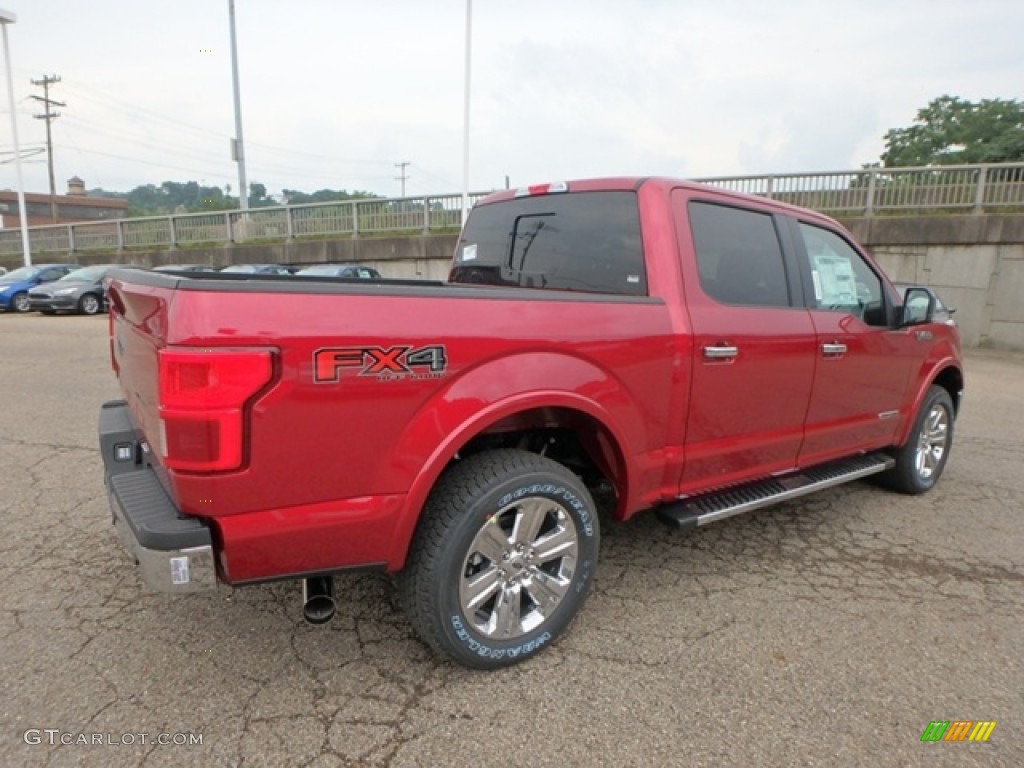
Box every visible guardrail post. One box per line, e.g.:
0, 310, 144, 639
169, 216, 178, 248
764, 176, 775, 200
866, 169, 877, 216
285, 205, 294, 240
116, 220, 125, 251
351, 201, 360, 238
67, 225, 75, 254
974, 166, 988, 213
423, 197, 431, 234
225, 212, 233, 243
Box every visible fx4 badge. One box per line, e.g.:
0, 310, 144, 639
314, 345, 448, 383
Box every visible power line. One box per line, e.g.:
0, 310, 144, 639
30, 74, 64, 222
63, 79, 395, 168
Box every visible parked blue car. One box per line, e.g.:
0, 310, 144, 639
0, 263, 78, 313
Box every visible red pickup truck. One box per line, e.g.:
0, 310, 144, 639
99, 177, 963, 668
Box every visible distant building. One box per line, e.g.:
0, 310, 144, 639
0, 177, 128, 228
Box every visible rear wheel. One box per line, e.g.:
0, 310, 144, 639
78, 293, 101, 315
11, 292, 30, 313
881, 385, 954, 494
400, 449, 600, 669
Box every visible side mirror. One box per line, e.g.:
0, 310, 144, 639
901, 287, 935, 327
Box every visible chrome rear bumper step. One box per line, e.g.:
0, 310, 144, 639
656, 453, 895, 530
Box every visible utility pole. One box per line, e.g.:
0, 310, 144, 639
228, 0, 248, 210
395, 161, 411, 197
30, 74, 63, 223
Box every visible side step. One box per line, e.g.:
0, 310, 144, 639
656, 453, 895, 530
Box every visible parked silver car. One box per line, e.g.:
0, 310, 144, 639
295, 264, 382, 279
28, 264, 144, 315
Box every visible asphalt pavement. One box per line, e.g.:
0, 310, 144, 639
0, 313, 1021, 767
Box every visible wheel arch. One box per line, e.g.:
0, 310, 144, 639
384, 354, 643, 571
896, 360, 963, 447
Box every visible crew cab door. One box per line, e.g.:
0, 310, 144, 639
789, 220, 922, 465
672, 193, 817, 494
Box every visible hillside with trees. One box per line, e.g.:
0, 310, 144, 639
87, 181, 378, 217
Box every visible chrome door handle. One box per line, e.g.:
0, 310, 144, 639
822, 343, 847, 356
703, 345, 738, 360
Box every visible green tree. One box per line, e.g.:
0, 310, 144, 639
881, 95, 1024, 167
281, 188, 378, 205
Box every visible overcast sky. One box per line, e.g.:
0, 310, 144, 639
1, 0, 1021, 200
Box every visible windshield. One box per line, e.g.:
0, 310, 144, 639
2, 266, 41, 281
296, 265, 341, 276
60, 265, 112, 282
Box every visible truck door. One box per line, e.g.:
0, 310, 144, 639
790, 220, 921, 465
672, 193, 818, 495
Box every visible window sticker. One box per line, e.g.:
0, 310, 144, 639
811, 269, 823, 301
812, 254, 856, 306
462, 243, 477, 262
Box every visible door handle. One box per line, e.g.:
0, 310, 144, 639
703, 345, 738, 360
821, 342, 847, 357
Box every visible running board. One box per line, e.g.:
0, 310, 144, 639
656, 453, 895, 530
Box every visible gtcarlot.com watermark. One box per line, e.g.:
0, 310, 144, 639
24, 729, 202, 747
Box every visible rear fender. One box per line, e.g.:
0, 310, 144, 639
384, 352, 644, 570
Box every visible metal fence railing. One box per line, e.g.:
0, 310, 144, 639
2, 164, 1023, 258
694, 162, 1024, 216
0, 191, 492, 258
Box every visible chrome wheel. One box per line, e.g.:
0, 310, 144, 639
915, 403, 950, 480
12, 292, 29, 312
459, 496, 579, 640
79, 294, 100, 315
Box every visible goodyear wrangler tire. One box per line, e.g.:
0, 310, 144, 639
400, 448, 600, 669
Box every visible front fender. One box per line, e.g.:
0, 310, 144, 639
383, 352, 648, 570
896, 337, 963, 447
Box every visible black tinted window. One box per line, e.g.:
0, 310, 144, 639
688, 202, 790, 307
451, 191, 646, 295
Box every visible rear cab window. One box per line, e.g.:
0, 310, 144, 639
450, 191, 648, 296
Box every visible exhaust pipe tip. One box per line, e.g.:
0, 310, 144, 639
302, 576, 336, 625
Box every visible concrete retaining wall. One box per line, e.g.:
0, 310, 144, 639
6, 213, 1022, 349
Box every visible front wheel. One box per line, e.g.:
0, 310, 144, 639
400, 449, 600, 669
881, 385, 955, 494
78, 293, 101, 315
11, 292, 30, 313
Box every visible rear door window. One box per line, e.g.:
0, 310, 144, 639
451, 191, 647, 295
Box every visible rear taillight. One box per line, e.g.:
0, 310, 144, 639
108, 313, 119, 375
158, 347, 273, 472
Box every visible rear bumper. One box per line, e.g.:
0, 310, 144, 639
99, 400, 217, 593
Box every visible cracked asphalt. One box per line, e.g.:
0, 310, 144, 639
1, 313, 1021, 768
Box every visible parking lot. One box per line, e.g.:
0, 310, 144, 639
0, 312, 1021, 767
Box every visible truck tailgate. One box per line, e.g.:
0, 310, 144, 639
107, 274, 172, 464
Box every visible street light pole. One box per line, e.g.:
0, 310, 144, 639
0, 8, 31, 266
461, 0, 472, 226
228, 0, 248, 210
